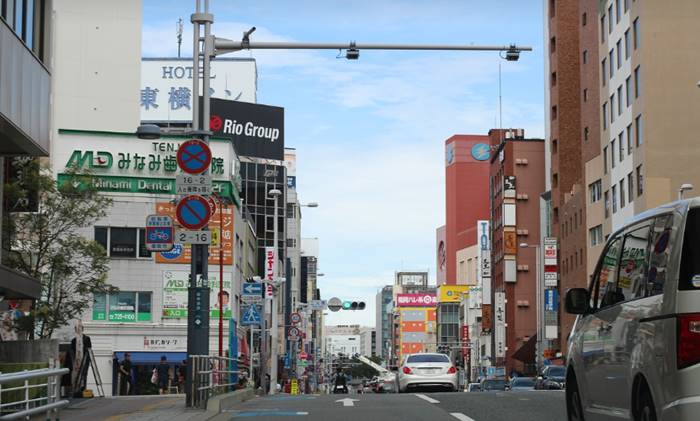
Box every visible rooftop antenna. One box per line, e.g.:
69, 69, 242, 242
176, 18, 184, 58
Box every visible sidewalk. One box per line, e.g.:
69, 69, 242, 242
58, 395, 210, 421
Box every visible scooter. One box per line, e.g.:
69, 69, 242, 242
332, 384, 348, 394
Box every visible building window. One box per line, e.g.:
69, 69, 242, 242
624, 0, 630, 13
635, 114, 643, 146
615, 0, 621, 23
637, 165, 644, 196
92, 291, 152, 322
620, 179, 626, 208
605, 191, 610, 218
611, 139, 616, 168
602, 58, 607, 86
588, 225, 603, 247
625, 29, 631, 59
584, 126, 589, 141
610, 93, 615, 123
589, 179, 602, 203
583, 88, 588, 102
619, 132, 625, 160
552, 139, 558, 153
600, 15, 606, 43
550, 37, 556, 54
286, 238, 296, 248
603, 102, 608, 130
616, 39, 622, 68
609, 50, 615, 78
95, 227, 151, 259
625, 77, 631, 107
551, 72, 557, 86
582, 12, 587, 26
634, 66, 641, 98
551, 105, 558, 120
582, 49, 588, 64
603, 146, 609, 174
633, 18, 640, 50
286, 203, 296, 218
612, 185, 618, 213
552, 173, 559, 188
628, 172, 634, 202
549, 0, 555, 17
608, 5, 613, 33
617, 85, 623, 115
627, 123, 633, 153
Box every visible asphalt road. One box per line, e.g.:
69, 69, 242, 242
225, 390, 566, 421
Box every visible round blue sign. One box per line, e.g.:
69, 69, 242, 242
160, 243, 183, 260
471, 143, 491, 161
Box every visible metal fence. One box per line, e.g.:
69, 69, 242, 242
190, 355, 242, 409
0, 367, 69, 421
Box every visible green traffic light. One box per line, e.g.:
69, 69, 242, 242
342, 301, 352, 309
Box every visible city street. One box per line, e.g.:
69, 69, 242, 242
223, 391, 565, 421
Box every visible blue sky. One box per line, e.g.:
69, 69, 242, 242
143, 0, 545, 327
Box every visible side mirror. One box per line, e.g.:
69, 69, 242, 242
565, 288, 590, 314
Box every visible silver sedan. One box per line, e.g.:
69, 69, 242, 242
398, 353, 458, 392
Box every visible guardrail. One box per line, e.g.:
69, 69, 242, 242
0, 367, 69, 420
190, 355, 243, 409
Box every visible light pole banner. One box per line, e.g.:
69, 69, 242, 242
477, 220, 491, 305
265, 247, 275, 281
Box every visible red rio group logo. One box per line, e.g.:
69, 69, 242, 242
210, 114, 223, 131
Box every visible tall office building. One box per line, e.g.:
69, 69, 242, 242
375, 285, 393, 361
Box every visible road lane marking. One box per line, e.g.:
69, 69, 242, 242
336, 398, 359, 407
233, 411, 309, 417
450, 413, 476, 421
415, 394, 440, 404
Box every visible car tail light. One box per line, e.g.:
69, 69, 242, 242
678, 313, 700, 369
447, 366, 456, 374
402, 366, 412, 374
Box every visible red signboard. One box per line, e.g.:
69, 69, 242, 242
395, 293, 437, 307
462, 325, 470, 361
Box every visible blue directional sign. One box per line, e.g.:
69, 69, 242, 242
241, 304, 261, 326
242, 282, 263, 296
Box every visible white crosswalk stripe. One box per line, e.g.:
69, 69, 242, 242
414, 393, 440, 404
450, 413, 476, 421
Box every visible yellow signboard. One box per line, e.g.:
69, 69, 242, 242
438, 285, 469, 303
291, 379, 299, 395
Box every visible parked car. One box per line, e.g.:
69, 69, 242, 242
535, 365, 567, 390
509, 377, 536, 391
467, 382, 481, 392
479, 378, 508, 392
565, 199, 700, 421
398, 353, 458, 393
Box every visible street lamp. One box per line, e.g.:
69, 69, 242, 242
135, 124, 162, 140
268, 188, 282, 395
679, 183, 694, 200
519, 242, 544, 371
301, 202, 319, 208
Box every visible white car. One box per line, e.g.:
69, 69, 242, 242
398, 353, 458, 392
565, 199, 700, 421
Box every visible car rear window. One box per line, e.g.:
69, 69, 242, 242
482, 380, 506, 389
680, 208, 700, 290
546, 366, 566, 377
512, 378, 535, 387
406, 354, 450, 363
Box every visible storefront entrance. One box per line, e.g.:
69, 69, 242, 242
112, 351, 187, 396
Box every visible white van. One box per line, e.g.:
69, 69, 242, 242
565, 199, 700, 421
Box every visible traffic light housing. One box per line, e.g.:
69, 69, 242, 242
341, 301, 366, 310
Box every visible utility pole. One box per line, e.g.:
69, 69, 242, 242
185, 0, 213, 408
269, 188, 282, 395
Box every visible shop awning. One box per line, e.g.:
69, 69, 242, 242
114, 352, 187, 365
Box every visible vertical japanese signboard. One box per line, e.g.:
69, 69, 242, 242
543, 237, 558, 287
155, 202, 233, 264
477, 220, 491, 305
494, 292, 506, 358
162, 270, 232, 318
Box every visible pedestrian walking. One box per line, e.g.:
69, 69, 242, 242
157, 356, 170, 395
119, 353, 133, 395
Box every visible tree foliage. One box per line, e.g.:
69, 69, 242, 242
3, 159, 116, 338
